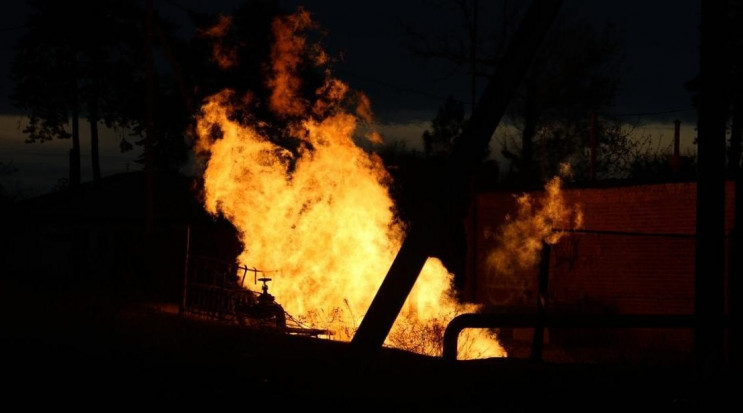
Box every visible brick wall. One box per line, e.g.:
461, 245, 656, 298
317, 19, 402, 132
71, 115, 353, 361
466, 180, 736, 315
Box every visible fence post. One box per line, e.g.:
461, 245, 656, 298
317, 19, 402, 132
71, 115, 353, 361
180, 223, 191, 315
531, 242, 551, 361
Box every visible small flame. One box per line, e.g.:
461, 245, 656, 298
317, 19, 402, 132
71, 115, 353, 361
193, 8, 505, 359
199, 15, 238, 70
486, 165, 583, 284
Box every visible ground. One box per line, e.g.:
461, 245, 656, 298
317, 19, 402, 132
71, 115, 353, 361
2, 283, 739, 411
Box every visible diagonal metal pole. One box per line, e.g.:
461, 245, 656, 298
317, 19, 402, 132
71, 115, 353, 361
350, 0, 563, 356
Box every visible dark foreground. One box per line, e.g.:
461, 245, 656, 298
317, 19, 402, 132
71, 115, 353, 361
3, 287, 739, 412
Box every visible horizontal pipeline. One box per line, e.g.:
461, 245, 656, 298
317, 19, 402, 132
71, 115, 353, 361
443, 313, 730, 361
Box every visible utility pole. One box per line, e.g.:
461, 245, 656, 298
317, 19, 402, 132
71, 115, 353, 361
145, 0, 155, 236
729, 4, 743, 368
470, 0, 478, 114
670, 119, 681, 173
589, 112, 596, 181
695, 0, 729, 369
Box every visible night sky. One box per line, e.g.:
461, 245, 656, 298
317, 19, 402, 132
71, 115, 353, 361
0, 0, 702, 194
151, 0, 701, 122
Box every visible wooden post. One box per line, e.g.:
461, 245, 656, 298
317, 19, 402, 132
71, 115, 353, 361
470, 0, 478, 113
670, 119, 682, 173
145, 0, 155, 235
531, 242, 551, 361
180, 224, 191, 315
589, 112, 596, 181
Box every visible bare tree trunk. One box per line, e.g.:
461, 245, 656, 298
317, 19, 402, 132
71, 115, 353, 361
730, 91, 742, 172
521, 83, 539, 186
70, 74, 81, 188
145, 0, 156, 234
470, 0, 478, 112
90, 108, 101, 182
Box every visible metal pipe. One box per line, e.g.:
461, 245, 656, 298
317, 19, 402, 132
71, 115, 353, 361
589, 112, 596, 181
530, 242, 551, 361
671, 119, 681, 173
180, 224, 191, 315
443, 313, 715, 361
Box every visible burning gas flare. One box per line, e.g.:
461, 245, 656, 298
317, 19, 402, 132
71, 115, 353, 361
193, 7, 504, 359
199, 15, 238, 70
485, 167, 583, 298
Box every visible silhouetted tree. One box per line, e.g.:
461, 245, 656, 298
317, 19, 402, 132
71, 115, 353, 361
111, 4, 193, 173
378, 95, 481, 288
406, 0, 624, 188
504, 114, 697, 184
686, 1, 743, 175
502, 17, 624, 186
10, 0, 82, 187
76, 0, 162, 181
730, 2, 743, 177
422, 94, 467, 157
10, 0, 190, 187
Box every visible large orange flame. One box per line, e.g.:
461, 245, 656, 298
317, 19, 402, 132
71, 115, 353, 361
193, 8, 505, 359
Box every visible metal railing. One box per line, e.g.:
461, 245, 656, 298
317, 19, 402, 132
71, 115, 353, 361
441, 312, 720, 361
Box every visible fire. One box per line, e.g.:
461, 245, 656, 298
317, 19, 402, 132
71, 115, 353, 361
193, 7, 505, 359
267, 8, 319, 117
486, 167, 583, 292
198, 15, 238, 70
